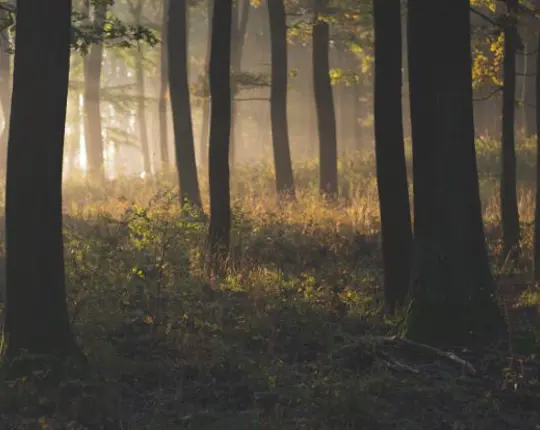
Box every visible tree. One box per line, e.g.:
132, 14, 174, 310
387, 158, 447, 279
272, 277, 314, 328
83, 0, 107, 181
523, 32, 537, 137
230, 0, 250, 169
167, 0, 202, 207
372, 0, 412, 313
208, 0, 233, 272
313, 0, 338, 197
500, 0, 520, 261
131, 0, 152, 177
1, 0, 83, 362
198, 0, 213, 168
0, 7, 11, 176
406, 0, 504, 346
268, 0, 295, 197
533, 27, 540, 282
159, 0, 170, 170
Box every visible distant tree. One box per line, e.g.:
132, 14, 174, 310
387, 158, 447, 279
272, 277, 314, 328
208, 0, 233, 272
372, 0, 412, 313
198, 0, 213, 168
159, 0, 170, 170
167, 0, 202, 207
268, 0, 295, 198
0, 8, 11, 176
406, 0, 504, 346
131, 0, 152, 177
83, 0, 107, 181
1, 0, 83, 362
500, 0, 520, 261
230, 0, 250, 169
523, 31, 537, 137
312, 0, 338, 197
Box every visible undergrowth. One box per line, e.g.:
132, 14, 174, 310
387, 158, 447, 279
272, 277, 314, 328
0, 139, 539, 429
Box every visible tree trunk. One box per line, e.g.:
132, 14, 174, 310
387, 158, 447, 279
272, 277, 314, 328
405, 0, 504, 347
208, 0, 233, 272
67, 94, 81, 175
373, 0, 412, 313
500, 0, 520, 261
134, 0, 152, 177
516, 48, 526, 133
354, 81, 363, 152
533, 29, 540, 282
268, 0, 295, 197
168, 0, 202, 207
313, 0, 338, 197
229, 0, 250, 170
2, 0, 83, 363
159, 0, 170, 170
524, 37, 537, 137
199, 0, 213, 168
83, 0, 106, 181
0, 10, 11, 177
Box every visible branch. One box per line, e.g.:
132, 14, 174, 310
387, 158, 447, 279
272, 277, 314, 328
470, 6, 500, 28
473, 87, 502, 102
235, 97, 269, 102
517, 49, 539, 56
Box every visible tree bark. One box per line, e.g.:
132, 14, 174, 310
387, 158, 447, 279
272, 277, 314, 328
268, 0, 295, 198
405, 0, 504, 347
373, 0, 412, 313
208, 0, 233, 272
2, 0, 83, 363
533, 29, 540, 282
500, 0, 520, 261
168, 0, 202, 207
83, 0, 106, 181
313, 0, 338, 197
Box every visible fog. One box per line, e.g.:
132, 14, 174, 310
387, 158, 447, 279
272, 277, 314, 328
2, 1, 532, 181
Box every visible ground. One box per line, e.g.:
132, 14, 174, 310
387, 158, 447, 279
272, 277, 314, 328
0, 137, 539, 429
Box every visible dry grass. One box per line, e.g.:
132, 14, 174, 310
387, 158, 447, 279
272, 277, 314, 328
0, 138, 539, 429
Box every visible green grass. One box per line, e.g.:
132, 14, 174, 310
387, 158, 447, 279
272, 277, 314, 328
0, 138, 539, 428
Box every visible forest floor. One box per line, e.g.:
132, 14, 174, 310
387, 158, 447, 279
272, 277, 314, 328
0, 141, 540, 429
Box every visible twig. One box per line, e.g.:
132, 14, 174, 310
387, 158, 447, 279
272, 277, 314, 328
473, 87, 502, 102
385, 336, 477, 376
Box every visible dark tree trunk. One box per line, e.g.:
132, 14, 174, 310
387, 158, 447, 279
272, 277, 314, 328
0, 10, 11, 177
268, 0, 295, 197
83, 0, 106, 181
516, 49, 526, 134
159, 0, 170, 170
168, 0, 202, 208
134, 0, 151, 177
208, 0, 233, 272
373, 0, 412, 313
533, 29, 540, 282
313, 0, 338, 197
2, 0, 83, 363
405, 0, 504, 347
500, 0, 520, 261
199, 0, 213, 168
